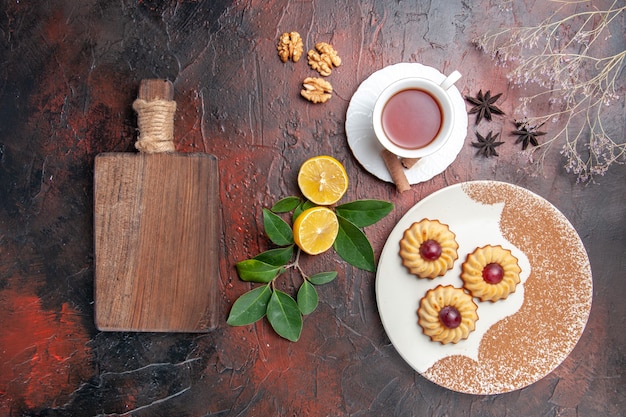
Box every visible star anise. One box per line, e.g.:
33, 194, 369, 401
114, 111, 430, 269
465, 90, 505, 124
512, 120, 547, 150
471, 131, 504, 157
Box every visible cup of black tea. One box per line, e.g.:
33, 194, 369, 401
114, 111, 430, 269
372, 70, 461, 159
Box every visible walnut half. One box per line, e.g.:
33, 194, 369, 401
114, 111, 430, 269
315, 42, 342, 67
307, 42, 341, 76
301, 77, 333, 103
277, 31, 303, 63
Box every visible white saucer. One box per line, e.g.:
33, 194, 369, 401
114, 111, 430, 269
345, 63, 468, 184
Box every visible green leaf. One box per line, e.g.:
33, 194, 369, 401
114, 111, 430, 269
266, 290, 303, 342
308, 271, 338, 285
334, 216, 376, 272
254, 245, 294, 266
271, 196, 302, 213
335, 200, 394, 227
226, 285, 272, 326
263, 208, 294, 246
297, 281, 318, 315
236, 259, 283, 283
292, 200, 316, 223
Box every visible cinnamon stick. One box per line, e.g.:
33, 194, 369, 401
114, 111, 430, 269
401, 157, 420, 169
381, 149, 411, 193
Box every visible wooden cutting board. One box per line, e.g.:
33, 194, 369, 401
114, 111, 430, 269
94, 79, 220, 332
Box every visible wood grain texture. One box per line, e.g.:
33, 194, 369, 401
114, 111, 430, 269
139, 78, 174, 101
94, 153, 220, 332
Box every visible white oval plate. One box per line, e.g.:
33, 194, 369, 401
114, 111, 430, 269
345, 63, 468, 184
376, 181, 592, 394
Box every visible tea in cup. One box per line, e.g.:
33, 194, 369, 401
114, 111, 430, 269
372, 71, 461, 159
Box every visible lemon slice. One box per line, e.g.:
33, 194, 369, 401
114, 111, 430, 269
297, 155, 348, 205
293, 206, 339, 255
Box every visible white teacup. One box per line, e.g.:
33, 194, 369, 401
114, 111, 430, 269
372, 70, 461, 159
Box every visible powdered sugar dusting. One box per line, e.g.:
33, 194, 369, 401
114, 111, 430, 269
423, 181, 592, 394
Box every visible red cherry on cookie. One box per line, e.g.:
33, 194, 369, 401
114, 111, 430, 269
419, 239, 442, 261
439, 306, 462, 329
483, 262, 504, 284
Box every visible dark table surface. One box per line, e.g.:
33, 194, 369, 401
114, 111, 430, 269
1, 1, 624, 416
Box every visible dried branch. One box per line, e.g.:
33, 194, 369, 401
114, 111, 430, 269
474, 0, 625, 182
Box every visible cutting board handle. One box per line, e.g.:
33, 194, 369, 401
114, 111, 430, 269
132, 79, 177, 154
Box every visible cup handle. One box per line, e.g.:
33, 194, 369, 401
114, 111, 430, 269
439, 70, 462, 90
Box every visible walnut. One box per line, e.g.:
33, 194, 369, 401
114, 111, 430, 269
277, 31, 303, 63
315, 42, 342, 67
307, 42, 341, 76
301, 77, 333, 103
307, 50, 332, 76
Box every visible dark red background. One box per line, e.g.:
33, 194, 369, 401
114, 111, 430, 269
0, 1, 624, 416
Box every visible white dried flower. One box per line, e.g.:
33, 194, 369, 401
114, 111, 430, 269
473, 0, 625, 182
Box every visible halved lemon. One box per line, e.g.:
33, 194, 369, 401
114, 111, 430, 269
297, 155, 348, 205
293, 206, 339, 255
